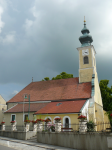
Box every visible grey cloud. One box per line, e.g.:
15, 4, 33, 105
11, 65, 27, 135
0, 0, 112, 100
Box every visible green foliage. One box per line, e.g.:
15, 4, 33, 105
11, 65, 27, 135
99, 80, 112, 111
41, 77, 50, 81
50, 125, 55, 132
44, 77, 50, 81
105, 111, 112, 123
53, 72, 73, 80
54, 75, 62, 80
42, 72, 73, 81
26, 116, 28, 120
87, 120, 96, 132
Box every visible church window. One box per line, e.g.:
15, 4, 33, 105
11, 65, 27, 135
84, 56, 89, 64
65, 118, 69, 128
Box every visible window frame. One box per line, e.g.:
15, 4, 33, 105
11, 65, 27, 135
23, 113, 28, 122
63, 116, 71, 128
83, 56, 89, 64
11, 114, 16, 122
65, 118, 69, 128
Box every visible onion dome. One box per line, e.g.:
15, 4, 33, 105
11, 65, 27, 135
79, 18, 93, 47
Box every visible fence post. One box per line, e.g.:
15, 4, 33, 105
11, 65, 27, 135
11, 121, 17, 131
37, 122, 43, 132
79, 120, 87, 133
24, 123, 30, 132
33, 123, 37, 132
55, 122, 61, 132
1, 124, 5, 131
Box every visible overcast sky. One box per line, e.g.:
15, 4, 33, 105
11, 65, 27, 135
0, 0, 112, 101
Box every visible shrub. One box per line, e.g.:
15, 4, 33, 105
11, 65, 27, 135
87, 120, 96, 132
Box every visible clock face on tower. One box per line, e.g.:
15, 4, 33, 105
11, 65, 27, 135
82, 49, 89, 56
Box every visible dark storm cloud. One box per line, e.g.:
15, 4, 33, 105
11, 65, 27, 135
0, 0, 112, 100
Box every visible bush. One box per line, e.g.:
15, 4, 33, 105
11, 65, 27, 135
87, 121, 96, 132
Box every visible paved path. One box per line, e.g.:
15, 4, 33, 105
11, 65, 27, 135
0, 145, 16, 150
0, 136, 77, 150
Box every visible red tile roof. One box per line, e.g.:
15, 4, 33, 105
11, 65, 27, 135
7, 77, 91, 103
5, 103, 49, 113
34, 100, 87, 114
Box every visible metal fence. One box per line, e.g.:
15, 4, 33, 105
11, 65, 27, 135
42, 122, 111, 133
1, 122, 112, 133
5, 125, 33, 131
96, 122, 111, 132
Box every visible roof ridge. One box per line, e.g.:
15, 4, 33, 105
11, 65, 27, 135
6, 77, 91, 103
33, 77, 79, 83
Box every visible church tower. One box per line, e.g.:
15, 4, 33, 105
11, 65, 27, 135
77, 18, 96, 83
77, 18, 104, 122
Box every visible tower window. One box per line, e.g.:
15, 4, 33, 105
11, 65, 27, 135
84, 56, 89, 64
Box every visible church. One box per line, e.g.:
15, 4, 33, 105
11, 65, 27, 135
3, 19, 108, 128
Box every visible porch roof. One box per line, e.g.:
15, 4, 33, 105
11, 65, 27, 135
34, 100, 87, 114
4, 103, 49, 113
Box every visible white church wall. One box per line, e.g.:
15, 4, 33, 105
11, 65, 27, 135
81, 100, 89, 121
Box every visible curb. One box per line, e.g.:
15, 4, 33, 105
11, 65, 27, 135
0, 137, 55, 150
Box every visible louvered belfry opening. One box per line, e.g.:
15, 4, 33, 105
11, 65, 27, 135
84, 56, 89, 64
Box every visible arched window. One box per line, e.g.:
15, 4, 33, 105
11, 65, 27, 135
53, 116, 60, 123
84, 56, 89, 64
45, 116, 52, 121
65, 118, 69, 128
44, 116, 52, 130
63, 116, 71, 128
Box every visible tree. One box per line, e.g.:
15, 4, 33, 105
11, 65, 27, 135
44, 77, 50, 81
42, 72, 73, 81
42, 77, 50, 81
52, 72, 73, 80
99, 80, 112, 111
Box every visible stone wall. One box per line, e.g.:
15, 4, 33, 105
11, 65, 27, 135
37, 132, 112, 150
0, 131, 36, 140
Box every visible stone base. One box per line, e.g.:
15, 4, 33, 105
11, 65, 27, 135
55, 122, 61, 132
37, 123, 43, 132
33, 123, 37, 132
1, 125, 5, 131
24, 123, 30, 132
11, 124, 17, 131
79, 120, 87, 133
